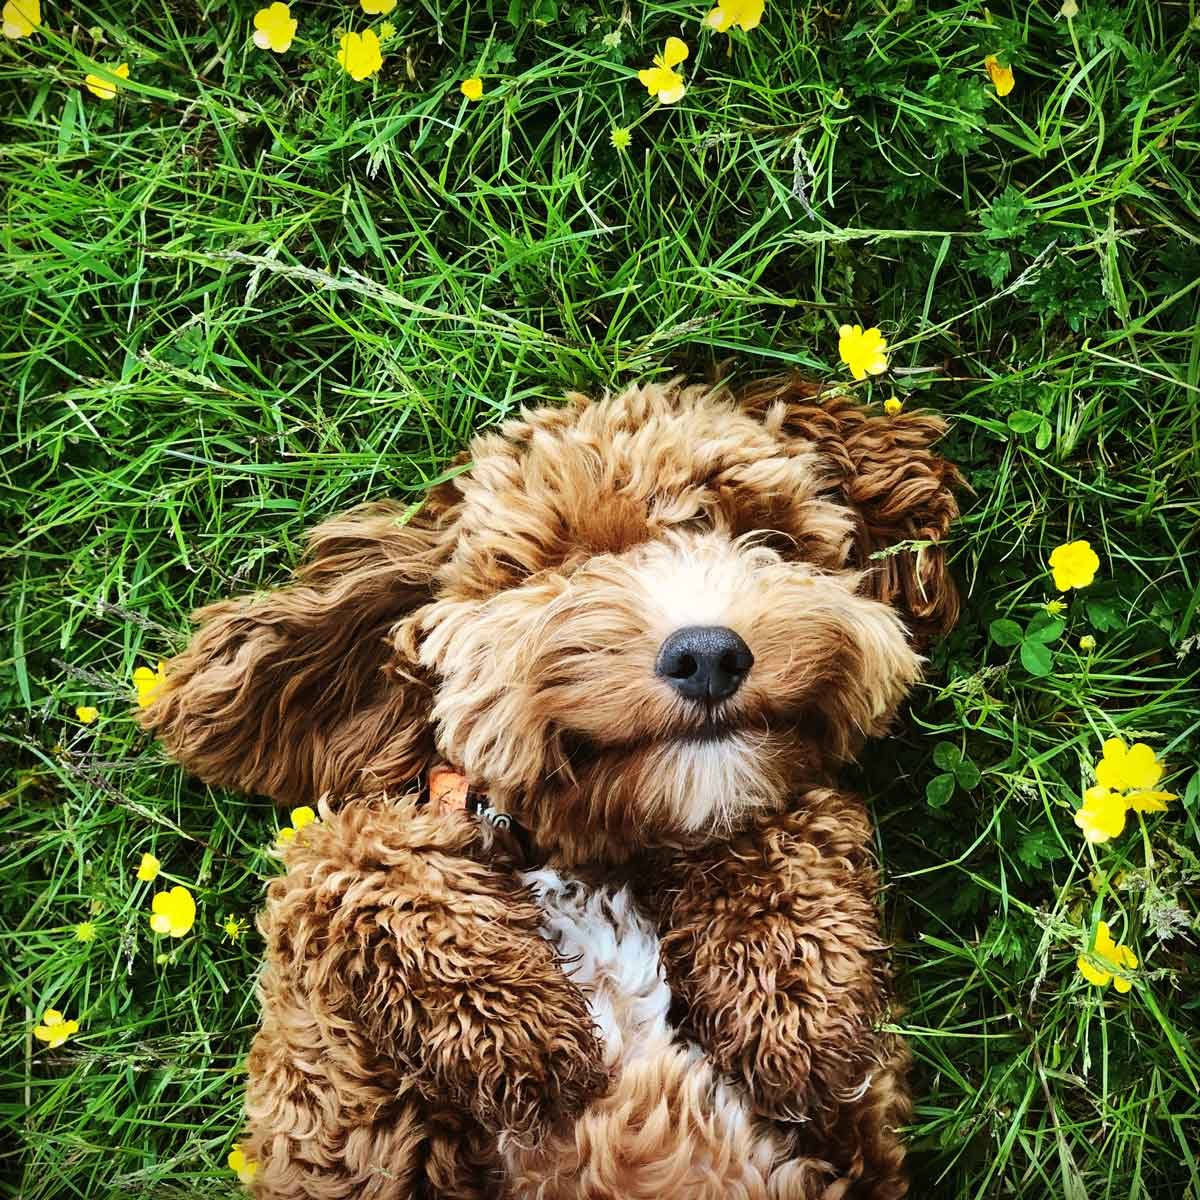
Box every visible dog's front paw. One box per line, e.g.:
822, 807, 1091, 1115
429, 980, 611, 1143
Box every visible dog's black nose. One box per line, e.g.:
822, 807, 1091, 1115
655, 626, 753, 702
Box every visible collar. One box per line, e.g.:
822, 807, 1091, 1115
425, 765, 532, 863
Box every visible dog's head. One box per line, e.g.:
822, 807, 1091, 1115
146, 378, 960, 863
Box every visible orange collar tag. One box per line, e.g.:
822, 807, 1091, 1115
428, 765, 471, 818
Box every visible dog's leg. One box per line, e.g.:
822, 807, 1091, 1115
637, 789, 909, 1198
240, 983, 501, 1199
242, 794, 609, 1197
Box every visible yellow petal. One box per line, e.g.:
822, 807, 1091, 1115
460, 76, 483, 101
137, 852, 161, 882
662, 37, 689, 68
2, 0, 40, 39
150, 913, 171, 933
984, 54, 1015, 98
290, 805, 316, 830
361, 0, 396, 11
1112, 973, 1132, 994
1126, 789, 1174, 813
276, 826, 296, 844
1073, 791, 1126, 843
42, 1010, 63, 1026
705, 6, 732, 30
657, 80, 686, 104
1122, 743, 1164, 790
1076, 955, 1111, 988
76, 706, 99, 724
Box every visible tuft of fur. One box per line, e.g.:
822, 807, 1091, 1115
142, 376, 961, 1199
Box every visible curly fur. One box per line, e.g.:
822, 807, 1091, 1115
140, 375, 960, 1199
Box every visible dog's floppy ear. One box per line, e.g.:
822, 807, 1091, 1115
738, 376, 964, 643
140, 500, 451, 804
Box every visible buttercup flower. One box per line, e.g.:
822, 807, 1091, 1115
638, 37, 689, 105
1095, 737, 1165, 792
838, 325, 889, 381
1048, 540, 1099, 591
883, 397, 903, 416
76, 705, 99, 724
277, 805, 318, 845
252, 3, 296, 53
1073, 786, 1127, 844
706, 0, 763, 32
1077, 920, 1137, 992
609, 125, 632, 151
1079, 634, 1096, 651
460, 76, 483, 101
361, 0, 396, 12
136, 852, 161, 882
984, 54, 1015, 97
34, 1009, 79, 1048
337, 29, 383, 80
149, 885, 196, 938
85, 63, 130, 100
222, 915, 247, 943
228, 1145, 259, 1185
2, 0, 39, 39
75, 921, 97, 943
133, 661, 167, 708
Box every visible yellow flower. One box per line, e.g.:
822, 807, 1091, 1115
228, 1145, 259, 1185
133, 661, 167, 708
149, 885, 196, 938
1095, 737, 1165, 792
984, 54, 1015, 98
706, 0, 764, 32
637, 37, 689, 105
33, 1009, 79, 1048
361, 0, 396, 12
1077, 920, 1137, 993
1048, 540, 1099, 591
222, 915, 247, 943
337, 28, 383, 80
276, 805, 318, 845
460, 76, 483, 101
252, 3, 296, 53
136, 852, 161, 882
379, 20, 395, 39
838, 324, 889, 381
1044, 599, 1066, 616
76, 705, 99, 724
883, 397, 903, 416
1079, 634, 1096, 651
609, 126, 632, 151
1073, 786, 1127, 844
84, 62, 130, 101
2, 0, 39, 39
75, 921, 97, 943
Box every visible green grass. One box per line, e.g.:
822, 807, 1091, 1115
3, 0, 1199, 1196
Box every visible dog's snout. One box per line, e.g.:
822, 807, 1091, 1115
655, 626, 753, 702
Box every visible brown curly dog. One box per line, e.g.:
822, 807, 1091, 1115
141, 376, 960, 1200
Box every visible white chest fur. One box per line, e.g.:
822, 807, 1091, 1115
501, 870, 830, 1198
519, 868, 676, 1071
